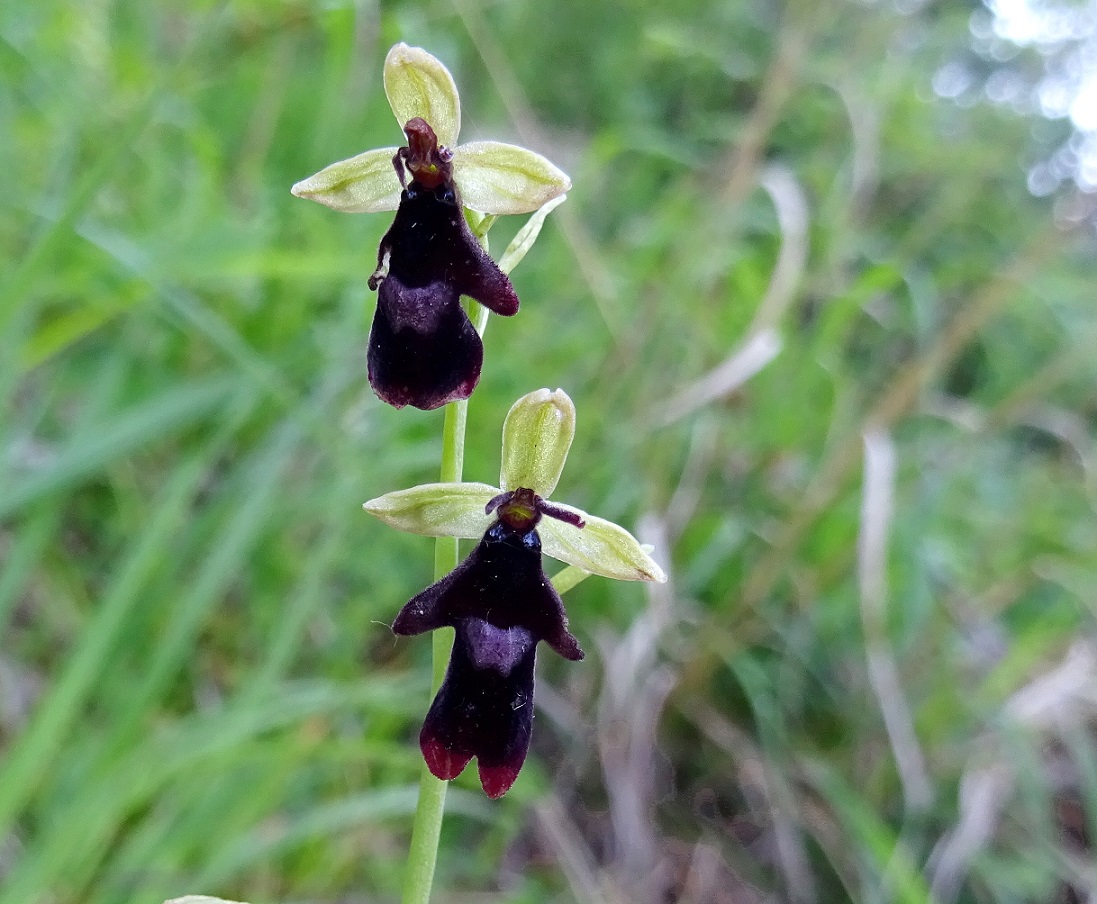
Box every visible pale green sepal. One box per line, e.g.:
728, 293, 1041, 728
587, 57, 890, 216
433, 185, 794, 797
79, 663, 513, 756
498, 194, 567, 275
363, 482, 497, 538
452, 141, 572, 215
291, 147, 402, 213
500, 389, 575, 497
539, 506, 668, 583
383, 44, 461, 148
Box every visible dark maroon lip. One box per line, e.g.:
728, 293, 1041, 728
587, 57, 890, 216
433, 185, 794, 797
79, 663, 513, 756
392, 506, 584, 797
364, 137, 520, 410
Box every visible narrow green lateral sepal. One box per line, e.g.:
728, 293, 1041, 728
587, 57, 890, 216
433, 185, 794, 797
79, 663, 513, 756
500, 389, 576, 498
363, 482, 497, 538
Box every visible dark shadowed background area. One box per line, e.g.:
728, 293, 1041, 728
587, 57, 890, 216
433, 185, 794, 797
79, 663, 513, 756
2, 0, 1096, 902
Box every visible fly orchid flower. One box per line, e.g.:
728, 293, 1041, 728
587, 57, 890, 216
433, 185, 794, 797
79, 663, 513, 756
292, 44, 571, 410
364, 389, 666, 797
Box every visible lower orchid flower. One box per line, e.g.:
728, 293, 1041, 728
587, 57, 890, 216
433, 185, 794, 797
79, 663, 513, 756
365, 389, 667, 797
393, 488, 584, 797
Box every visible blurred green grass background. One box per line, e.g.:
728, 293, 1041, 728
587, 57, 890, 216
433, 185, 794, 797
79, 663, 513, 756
2, 0, 1096, 902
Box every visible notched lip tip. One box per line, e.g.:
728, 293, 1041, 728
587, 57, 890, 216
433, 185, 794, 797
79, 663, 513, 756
479, 765, 520, 799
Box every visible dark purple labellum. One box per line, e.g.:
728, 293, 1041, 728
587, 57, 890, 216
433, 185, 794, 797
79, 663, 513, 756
420, 620, 537, 799
393, 517, 583, 797
367, 176, 519, 411
367, 276, 482, 410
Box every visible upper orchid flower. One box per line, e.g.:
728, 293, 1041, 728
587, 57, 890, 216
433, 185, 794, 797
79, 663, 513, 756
292, 45, 571, 411
364, 389, 666, 797
361, 126, 520, 410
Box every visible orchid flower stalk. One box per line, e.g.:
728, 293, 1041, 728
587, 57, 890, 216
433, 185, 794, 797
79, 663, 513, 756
290, 43, 661, 904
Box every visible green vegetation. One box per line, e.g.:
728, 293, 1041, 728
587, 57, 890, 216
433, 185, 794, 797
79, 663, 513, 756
2, 1, 1095, 902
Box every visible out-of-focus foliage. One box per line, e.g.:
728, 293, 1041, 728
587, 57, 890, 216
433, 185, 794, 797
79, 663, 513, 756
1, 0, 1095, 903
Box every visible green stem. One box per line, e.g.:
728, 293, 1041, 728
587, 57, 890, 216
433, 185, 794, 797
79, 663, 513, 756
400, 300, 485, 904
400, 403, 463, 904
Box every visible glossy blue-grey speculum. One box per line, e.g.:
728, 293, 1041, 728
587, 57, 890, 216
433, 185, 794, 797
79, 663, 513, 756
366, 118, 520, 410
392, 488, 585, 797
